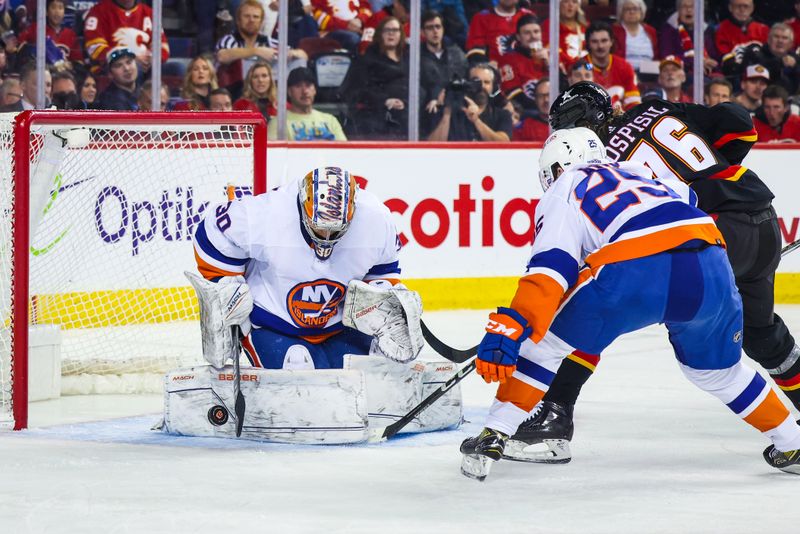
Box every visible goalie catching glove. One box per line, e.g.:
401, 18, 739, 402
185, 271, 254, 368
476, 307, 532, 383
342, 280, 424, 363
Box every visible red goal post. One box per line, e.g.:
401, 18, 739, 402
2, 110, 267, 430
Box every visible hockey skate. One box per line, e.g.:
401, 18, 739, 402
460, 428, 509, 481
503, 401, 574, 464
763, 445, 800, 474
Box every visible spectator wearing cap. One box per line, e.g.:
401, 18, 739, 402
96, 48, 139, 110
268, 66, 346, 141
497, 14, 548, 110
18, 0, 82, 69
658, 55, 691, 103
83, 0, 170, 74
753, 85, 800, 142
735, 63, 769, 113
585, 21, 641, 110
705, 77, 734, 105
233, 60, 277, 123
611, 0, 658, 74
715, 0, 769, 57
567, 58, 594, 85
216, 0, 307, 100
660, 0, 719, 76
512, 77, 550, 142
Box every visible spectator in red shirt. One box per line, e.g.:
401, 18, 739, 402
173, 55, 219, 111
209, 88, 234, 111
497, 14, 548, 109
753, 85, 800, 142
83, 0, 169, 74
704, 77, 733, 105
715, 0, 769, 57
18, 0, 82, 68
612, 0, 658, 74
312, 0, 373, 53
360, 0, 409, 55
658, 55, 692, 103
586, 21, 641, 110
233, 60, 278, 123
466, 0, 532, 65
513, 77, 550, 142
735, 63, 770, 113
542, 0, 587, 69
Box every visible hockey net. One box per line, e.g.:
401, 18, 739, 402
0, 111, 267, 430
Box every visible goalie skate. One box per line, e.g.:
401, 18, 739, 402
460, 428, 508, 481
503, 401, 574, 464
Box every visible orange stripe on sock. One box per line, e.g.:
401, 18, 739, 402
743, 390, 791, 432
495, 376, 546, 413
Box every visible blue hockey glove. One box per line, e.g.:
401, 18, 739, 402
476, 307, 532, 384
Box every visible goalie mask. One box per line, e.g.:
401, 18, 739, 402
299, 167, 357, 260
539, 127, 606, 192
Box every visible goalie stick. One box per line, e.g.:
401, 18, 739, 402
369, 359, 476, 442
783, 239, 800, 258
232, 325, 246, 438
420, 320, 478, 364
369, 330, 478, 442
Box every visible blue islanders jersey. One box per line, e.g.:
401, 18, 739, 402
192, 181, 401, 342
513, 159, 724, 341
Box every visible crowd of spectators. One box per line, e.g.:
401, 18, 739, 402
1, 0, 800, 142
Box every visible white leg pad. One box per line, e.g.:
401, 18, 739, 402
163, 365, 368, 444
344, 355, 463, 433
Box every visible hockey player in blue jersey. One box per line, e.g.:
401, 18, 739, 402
460, 128, 800, 480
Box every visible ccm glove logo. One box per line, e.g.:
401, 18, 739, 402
486, 320, 519, 337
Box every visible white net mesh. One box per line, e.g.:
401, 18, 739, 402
0, 112, 262, 428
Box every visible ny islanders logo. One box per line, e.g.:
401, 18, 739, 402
287, 279, 346, 328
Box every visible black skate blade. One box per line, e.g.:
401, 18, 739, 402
461, 453, 494, 481
776, 463, 800, 475
503, 439, 572, 464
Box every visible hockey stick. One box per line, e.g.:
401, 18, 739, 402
420, 320, 478, 364
369, 359, 476, 443
782, 239, 800, 258
232, 326, 246, 438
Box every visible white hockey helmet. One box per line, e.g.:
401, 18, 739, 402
298, 166, 358, 260
538, 127, 606, 192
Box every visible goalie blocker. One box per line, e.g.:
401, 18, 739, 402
162, 356, 462, 443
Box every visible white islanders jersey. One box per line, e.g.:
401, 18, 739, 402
193, 181, 401, 341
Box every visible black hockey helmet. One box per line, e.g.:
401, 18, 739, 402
548, 81, 613, 133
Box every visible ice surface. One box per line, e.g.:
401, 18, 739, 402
2, 307, 800, 534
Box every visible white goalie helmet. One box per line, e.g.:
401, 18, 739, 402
298, 166, 358, 260
538, 127, 606, 192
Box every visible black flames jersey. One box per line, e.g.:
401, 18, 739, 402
604, 100, 774, 213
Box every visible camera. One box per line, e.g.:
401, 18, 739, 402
446, 78, 484, 108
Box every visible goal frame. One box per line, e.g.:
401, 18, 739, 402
9, 110, 268, 430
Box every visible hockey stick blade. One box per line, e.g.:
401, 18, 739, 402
782, 239, 800, 258
370, 360, 476, 443
420, 320, 478, 363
